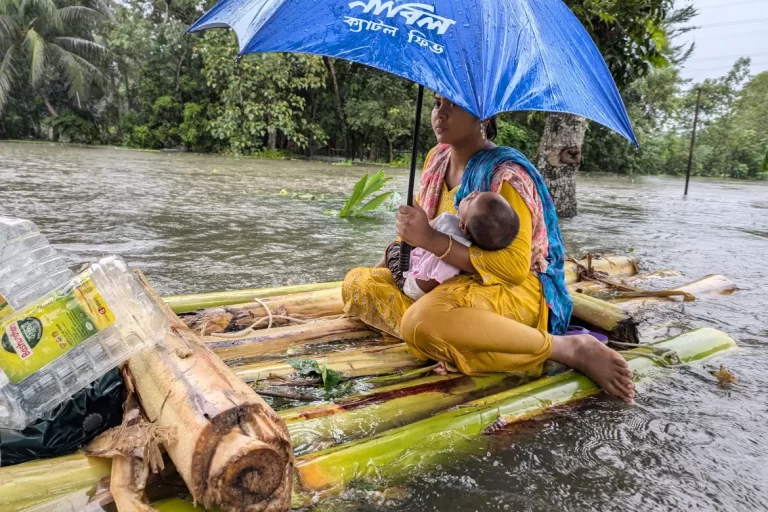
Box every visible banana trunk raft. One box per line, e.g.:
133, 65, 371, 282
0, 256, 739, 511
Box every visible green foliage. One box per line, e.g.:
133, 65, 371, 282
196, 30, 326, 155
287, 358, 346, 394
251, 149, 292, 160
583, 61, 768, 180
0, 0, 109, 120
339, 170, 395, 218
494, 117, 540, 158
42, 110, 99, 143
1, 0, 764, 185
566, 0, 688, 88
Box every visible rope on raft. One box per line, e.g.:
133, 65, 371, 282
208, 297, 308, 338
569, 254, 696, 302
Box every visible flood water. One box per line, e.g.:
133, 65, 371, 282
2, 141, 767, 511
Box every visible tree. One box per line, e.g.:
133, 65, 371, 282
536, 0, 695, 217
0, 0, 109, 120
196, 30, 326, 155
581, 66, 685, 176
108, 0, 211, 149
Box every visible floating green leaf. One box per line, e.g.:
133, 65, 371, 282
288, 358, 345, 394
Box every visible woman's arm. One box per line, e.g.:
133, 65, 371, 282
399, 182, 534, 284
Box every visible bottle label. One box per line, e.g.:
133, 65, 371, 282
0, 273, 115, 384
0, 294, 13, 321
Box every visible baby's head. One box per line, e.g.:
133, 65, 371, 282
458, 191, 520, 251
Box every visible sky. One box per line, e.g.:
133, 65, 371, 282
674, 0, 768, 84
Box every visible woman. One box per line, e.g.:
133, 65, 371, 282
343, 95, 634, 401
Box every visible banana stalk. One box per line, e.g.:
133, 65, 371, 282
208, 318, 376, 364
184, 288, 345, 335
282, 373, 523, 456
232, 345, 425, 383
0, 453, 111, 511
570, 291, 640, 343
564, 255, 638, 284
294, 328, 736, 494
616, 274, 737, 304
164, 282, 342, 314
128, 272, 293, 512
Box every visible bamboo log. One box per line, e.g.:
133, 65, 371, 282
570, 292, 640, 343
294, 328, 736, 494
282, 373, 521, 455
165, 256, 637, 316
208, 318, 376, 363
233, 345, 425, 383
0, 453, 111, 511
184, 288, 345, 335
165, 282, 343, 314
128, 272, 293, 512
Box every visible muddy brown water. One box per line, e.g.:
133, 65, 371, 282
2, 141, 767, 511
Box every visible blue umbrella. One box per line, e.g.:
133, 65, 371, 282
189, 0, 637, 265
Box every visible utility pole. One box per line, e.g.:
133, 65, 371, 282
685, 88, 702, 196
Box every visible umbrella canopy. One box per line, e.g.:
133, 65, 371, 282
189, 0, 637, 145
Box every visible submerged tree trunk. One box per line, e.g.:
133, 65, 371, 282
536, 113, 587, 218
322, 57, 347, 157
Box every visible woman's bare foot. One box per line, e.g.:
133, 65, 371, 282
550, 334, 635, 401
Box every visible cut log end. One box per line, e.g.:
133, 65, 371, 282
207, 431, 292, 512
131, 271, 294, 512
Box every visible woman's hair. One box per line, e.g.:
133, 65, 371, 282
485, 116, 498, 141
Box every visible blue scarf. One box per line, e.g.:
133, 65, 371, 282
454, 146, 573, 335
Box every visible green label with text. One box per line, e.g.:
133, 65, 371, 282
0, 274, 115, 384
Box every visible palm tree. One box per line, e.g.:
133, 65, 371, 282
0, 0, 110, 117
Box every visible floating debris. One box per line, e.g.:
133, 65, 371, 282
713, 364, 736, 385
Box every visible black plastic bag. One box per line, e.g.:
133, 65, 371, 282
0, 368, 124, 466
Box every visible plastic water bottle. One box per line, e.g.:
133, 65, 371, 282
0, 253, 168, 429
0, 217, 74, 318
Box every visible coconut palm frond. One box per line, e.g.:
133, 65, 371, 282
0, 14, 19, 40
19, 0, 61, 31
0, 0, 19, 16
58, 5, 104, 26
68, 48, 105, 87
0, 43, 17, 114
47, 42, 85, 100
22, 27, 45, 86
47, 41, 105, 101
51, 36, 106, 60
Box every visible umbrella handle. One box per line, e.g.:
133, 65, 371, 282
399, 84, 425, 275
399, 241, 412, 274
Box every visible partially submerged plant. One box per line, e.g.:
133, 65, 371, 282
337, 170, 398, 218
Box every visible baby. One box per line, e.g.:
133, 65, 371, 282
387, 191, 520, 300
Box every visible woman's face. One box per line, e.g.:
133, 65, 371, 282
431, 94, 482, 146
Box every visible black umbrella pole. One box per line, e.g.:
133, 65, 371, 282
400, 85, 425, 274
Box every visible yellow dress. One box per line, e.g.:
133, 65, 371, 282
342, 181, 553, 375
